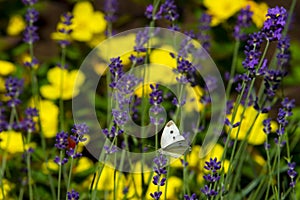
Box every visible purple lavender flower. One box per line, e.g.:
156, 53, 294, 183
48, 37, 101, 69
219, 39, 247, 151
264, 142, 271, 150
200, 185, 218, 197
70, 123, 88, 144
172, 96, 186, 107
0, 107, 8, 132
149, 84, 164, 125
67, 189, 79, 200
184, 193, 198, 200
104, 145, 118, 154
57, 12, 73, 47
54, 131, 69, 150
153, 154, 167, 174
66, 148, 82, 159
134, 29, 150, 53
150, 154, 167, 196
201, 158, 221, 197
198, 13, 212, 51
112, 109, 129, 126
277, 36, 290, 67
263, 118, 272, 135
109, 57, 124, 89
5, 77, 24, 98
225, 118, 240, 128
204, 157, 221, 175
25, 8, 39, 23
102, 124, 123, 138
104, 0, 118, 23
23, 8, 39, 44
149, 84, 163, 106
234, 6, 253, 40
150, 191, 162, 200
287, 162, 297, 188
115, 74, 142, 95
24, 57, 39, 68
276, 97, 295, 135
54, 156, 68, 165
131, 95, 141, 120
22, 0, 38, 6
160, 0, 179, 22
263, 69, 286, 99
145, 4, 162, 20
262, 6, 287, 41
5, 77, 24, 107
20, 107, 38, 133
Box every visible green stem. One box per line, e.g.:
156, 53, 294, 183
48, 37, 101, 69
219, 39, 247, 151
26, 131, 33, 200
226, 40, 240, 97
65, 145, 79, 199
276, 133, 282, 199
57, 150, 63, 200
59, 47, 66, 131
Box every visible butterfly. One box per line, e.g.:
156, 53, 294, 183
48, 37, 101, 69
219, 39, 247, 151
158, 120, 191, 158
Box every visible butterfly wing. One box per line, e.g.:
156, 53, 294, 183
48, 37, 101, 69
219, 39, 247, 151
160, 120, 191, 158
161, 120, 182, 149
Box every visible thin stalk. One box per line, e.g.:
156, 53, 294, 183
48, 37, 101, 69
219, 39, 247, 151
57, 150, 63, 200
276, 133, 282, 200
59, 47, 66, 131
26, 131, 33, 200
226, 40, 240, 97
65, 144, 79, 199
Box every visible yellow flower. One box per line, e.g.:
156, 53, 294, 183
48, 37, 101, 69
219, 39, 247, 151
71, 1, 106, 42
40, 67, 85, 100
0, 179, 14, 199
226, 105, 270, 145
126, 162, 152, 198
134, 83, 156, 98
74, 157, 93, 173
0, 60, 16, 76
244, 1, 268, 28
41, 160, 59, 174
0, 130, 34, 153
38, 100, 59, 138
87, 33, 106, 48
184, 85, 204, 112
6, 15, 26, 36
204, 0, 246, 26
170, 144, 229, 175
150, 47, 177, 69
146, 176, 182, 200
0, 77, 6, 92
51, 22, 72, 43
83, 164, 126, 199
22, 54, 39, 69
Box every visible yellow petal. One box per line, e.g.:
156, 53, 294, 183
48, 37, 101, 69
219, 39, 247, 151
0, 131, 24, 153
89, 11, 107, 34
40, 85, 60, 100
245, 1, 268, 28
0, 60, 16, 76
150, 47, 177, 69
39, 100, 59, 138
6, 15, 26, 36
73, 1, 94, 17
204, 0, 246, 26
226, 105, 267, 145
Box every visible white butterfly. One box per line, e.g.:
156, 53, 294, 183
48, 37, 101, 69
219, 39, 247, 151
158, 120, 191, 158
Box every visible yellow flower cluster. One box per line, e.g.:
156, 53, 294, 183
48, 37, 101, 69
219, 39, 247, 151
226, 105, 277, 145
204, 0, 268, 28
51, 1, 107, 45
40, 66, 85, 100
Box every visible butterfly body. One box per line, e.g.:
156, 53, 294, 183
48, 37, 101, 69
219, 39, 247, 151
159, 120, 191, 158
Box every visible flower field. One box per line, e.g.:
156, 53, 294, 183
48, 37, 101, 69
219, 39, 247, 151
0, 0, 300, 199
